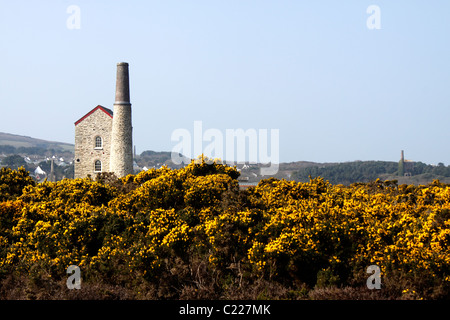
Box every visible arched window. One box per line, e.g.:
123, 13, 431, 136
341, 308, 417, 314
94, 160, 102, 172
95, 136, 103, 149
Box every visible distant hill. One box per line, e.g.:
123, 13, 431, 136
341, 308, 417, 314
0, 132, 74, 154
2, 132, 450, 186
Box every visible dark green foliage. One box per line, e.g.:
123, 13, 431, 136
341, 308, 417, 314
1, 155, 26, 168
294, 161, 398, 185
293, 160, 450, 185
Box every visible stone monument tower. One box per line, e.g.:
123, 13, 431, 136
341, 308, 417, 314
109, 62, 134, 177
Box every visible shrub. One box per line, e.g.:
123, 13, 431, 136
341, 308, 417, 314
0, 167, 35, 201
1, 166, 450, 300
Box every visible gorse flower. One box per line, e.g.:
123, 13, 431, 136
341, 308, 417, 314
0, 161, 449, 299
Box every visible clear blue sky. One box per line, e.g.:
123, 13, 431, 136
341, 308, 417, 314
1, 1, 449, 164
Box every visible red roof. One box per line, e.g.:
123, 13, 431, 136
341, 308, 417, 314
74, 105, 113, 126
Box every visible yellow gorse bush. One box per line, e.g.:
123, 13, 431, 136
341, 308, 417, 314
0, 160, 449, 299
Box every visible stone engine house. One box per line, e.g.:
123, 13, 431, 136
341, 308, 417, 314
74, 62, 133, 178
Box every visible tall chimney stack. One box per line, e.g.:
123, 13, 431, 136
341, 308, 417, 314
398, 150, 405, 176
114, 62, 130, 104
110, 62, 133, 177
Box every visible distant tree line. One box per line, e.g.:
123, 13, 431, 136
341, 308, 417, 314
293, 161, 450, 185
0, 155, 27, 169
138, 150, 186, 169
405, 161, 450, 177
